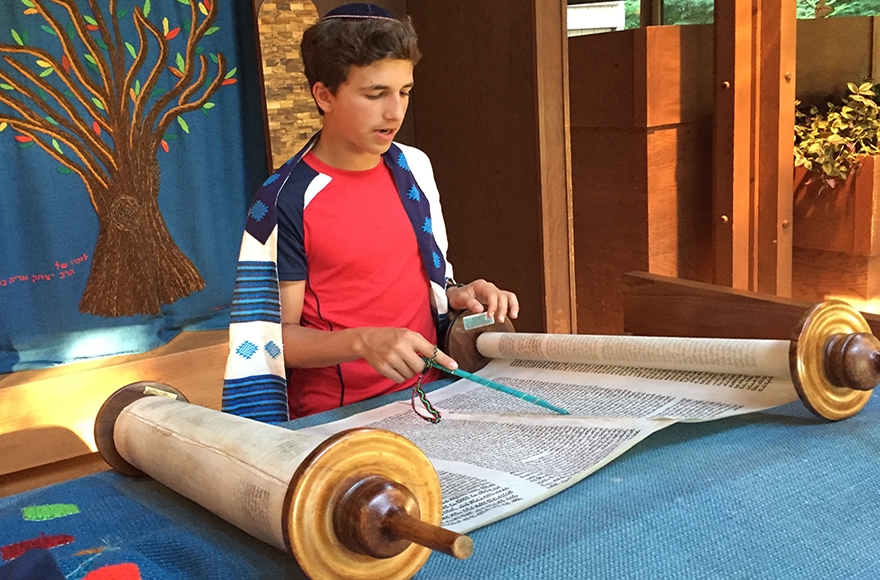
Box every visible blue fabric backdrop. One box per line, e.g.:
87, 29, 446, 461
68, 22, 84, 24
0, 0, 268, 372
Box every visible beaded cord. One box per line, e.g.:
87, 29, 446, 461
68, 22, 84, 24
411, 346, 442, 423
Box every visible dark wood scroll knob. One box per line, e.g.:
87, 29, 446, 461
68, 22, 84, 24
333, 476, 473, 561
823, 333, 880, 392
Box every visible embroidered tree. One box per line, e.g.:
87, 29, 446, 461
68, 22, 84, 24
0, 0, 237, 316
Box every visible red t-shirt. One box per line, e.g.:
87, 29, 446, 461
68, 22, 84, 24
284, 152, 440, 417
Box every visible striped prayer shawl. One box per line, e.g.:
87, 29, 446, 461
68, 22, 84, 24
222, 133, 452, 422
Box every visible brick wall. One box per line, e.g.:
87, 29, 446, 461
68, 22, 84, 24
258, 2, 322, 169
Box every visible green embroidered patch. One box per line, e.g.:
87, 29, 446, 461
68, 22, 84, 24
21, 503, 81, 521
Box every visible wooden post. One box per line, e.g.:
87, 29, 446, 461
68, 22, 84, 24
535, 0, 576, 334
755, 0, 796, 296
713, 0, 795, 295
713, 0, 753, 290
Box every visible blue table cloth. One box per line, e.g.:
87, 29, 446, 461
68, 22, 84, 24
2, 379, 878, 579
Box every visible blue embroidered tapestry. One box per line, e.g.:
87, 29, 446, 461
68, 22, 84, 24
0, 0, 268, 371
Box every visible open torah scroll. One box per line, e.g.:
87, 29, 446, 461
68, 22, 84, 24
297, 315, 875, 534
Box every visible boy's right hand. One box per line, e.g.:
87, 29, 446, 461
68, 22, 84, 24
353, 327, 458, 383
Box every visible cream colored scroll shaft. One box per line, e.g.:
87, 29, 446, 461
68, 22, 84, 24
115, 396, 321, 550
476, 333, 792, 377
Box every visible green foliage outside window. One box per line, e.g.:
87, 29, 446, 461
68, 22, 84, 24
622, 0, 880, 28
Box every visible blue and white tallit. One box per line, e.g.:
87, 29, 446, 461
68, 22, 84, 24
222, 133, 453, 422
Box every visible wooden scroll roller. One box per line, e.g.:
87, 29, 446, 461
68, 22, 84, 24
444, 300, 880, 421
94, 382, 473, 580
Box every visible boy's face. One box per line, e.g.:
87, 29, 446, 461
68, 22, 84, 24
315, 58, 414, 164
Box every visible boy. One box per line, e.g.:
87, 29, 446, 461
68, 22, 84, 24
223, 3, 518, 422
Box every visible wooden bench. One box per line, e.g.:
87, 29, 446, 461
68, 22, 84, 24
0, 330, 228, 497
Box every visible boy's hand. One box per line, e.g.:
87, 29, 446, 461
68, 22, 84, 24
353, 327, 458, 383
446, 279, 519, 324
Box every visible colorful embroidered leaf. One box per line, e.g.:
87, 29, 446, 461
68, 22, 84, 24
91, 97, 105, 111
84, 53, 96, 64
64, 90, 74, 97
11, 30, 24, 46
224, 67, 237, 79
168, 67, 182, 78
0, 83, 13, 91
61, 55, 70, 72
45, 116, 58, 125
21, 29, 29, 44
0, 122, 7, 132
135, 80, 141, 94
209, 52, 218, 64
221, 78, 236, 86
199, 2, 208, 15
195, 46, 204, 55
52, 139, 63, 154
21, 504, 80, 522
162, 133, 177, 141
176, 0, 188, 4
14, 135, 31, 142
23, 8, 38, 14
117, 9, 128, 18
20, 0, 35, 7
202, 102, 215, 109
205, 26, 219, 36
143, 0, 151, 17
166, 27, 180, 40
66, 22, 75, 40
162, 17, 169, 35
150, 88, 166, 97
183, 20, 191, 33
129, 88, 136, 102
18, 141, 34, 149
125, 42, 136, 58
41, 25, 56, 36
177, 116, 189, 133
175, 53, 185, 72
57, 166, 73, 174
95, 38, 107, 50
83, 15, 98, 26
39, 67, 53, 77
36, 59, 51, 68
86, 23, 99, 31
92, 121, 100, 135
38, 88, 47, 100
161, 139, 169, 152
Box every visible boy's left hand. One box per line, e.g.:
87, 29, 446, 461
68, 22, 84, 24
446, 279, 519, 324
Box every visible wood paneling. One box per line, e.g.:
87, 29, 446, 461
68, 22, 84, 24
0, 330, 227, 495
792, 247, 880, 303
571, 127, 648, 334
796, 16, 874, 103
569, 25, 715, 334
535, 0, 576, 334
646, 123, 714, 282
712, 0, 753, 289
409, 0, 572, 334
569, 30, 636, 128
623, 271, 880, 339
644, 25, 714, 127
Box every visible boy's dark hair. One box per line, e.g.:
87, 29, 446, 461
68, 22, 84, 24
300, 13, 421, 106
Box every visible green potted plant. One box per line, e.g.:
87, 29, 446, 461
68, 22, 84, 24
792, 81, 880, 256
